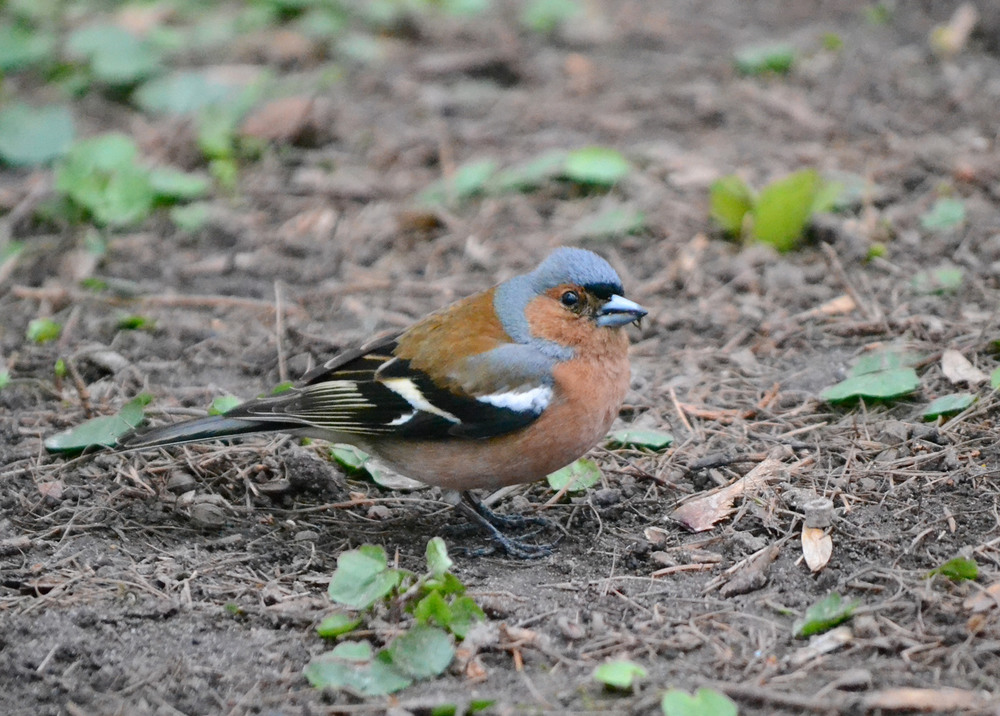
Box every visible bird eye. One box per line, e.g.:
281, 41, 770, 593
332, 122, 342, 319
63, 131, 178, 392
560, 290, 580, 307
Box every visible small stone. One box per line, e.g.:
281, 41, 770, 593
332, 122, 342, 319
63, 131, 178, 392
166, 471, 198, 494
802, 496, 836, 529
188, 501, 228, 529
592, 488, 620, 507
294, 530, 319, 542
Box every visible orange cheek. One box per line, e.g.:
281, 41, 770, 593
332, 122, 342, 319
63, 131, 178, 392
523, 296, 594, 348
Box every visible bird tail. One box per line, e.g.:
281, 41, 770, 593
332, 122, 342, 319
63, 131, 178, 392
117, 415, 283, 451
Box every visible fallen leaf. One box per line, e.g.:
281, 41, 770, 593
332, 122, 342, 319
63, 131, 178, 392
940, 349, 987, 385
37, 480, 64, 500
788, 626, 852, 668
240, 96, 316, 143
801, 526, 832, 572
963, 582, 1000, 613
817, 294, 856, 316
670, 457, 791, 532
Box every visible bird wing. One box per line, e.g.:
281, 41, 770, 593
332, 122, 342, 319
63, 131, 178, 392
224, 335, 556, 441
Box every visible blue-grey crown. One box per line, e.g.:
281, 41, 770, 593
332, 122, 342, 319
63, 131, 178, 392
526, 247, 623, 295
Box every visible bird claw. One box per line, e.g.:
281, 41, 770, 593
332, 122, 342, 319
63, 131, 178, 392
454, 491, 561, 559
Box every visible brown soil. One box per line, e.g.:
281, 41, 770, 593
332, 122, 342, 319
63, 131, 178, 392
3, 1, 1000, 714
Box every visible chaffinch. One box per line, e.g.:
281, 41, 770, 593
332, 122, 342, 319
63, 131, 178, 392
119, 247, 647, 556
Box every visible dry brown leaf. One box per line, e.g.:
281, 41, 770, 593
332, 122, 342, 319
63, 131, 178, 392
963, 581, 1000, 613
788, 626, 852, 668
671, 457, 789, 532
37, 480, 64, 501
801, 526, 832, 572
941, 349, 987, 385
816, 294, 856, 316
241, 96, 316, 143
864, 686, 991, 711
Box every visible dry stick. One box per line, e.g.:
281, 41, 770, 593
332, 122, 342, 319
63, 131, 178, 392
274, 280, 288, 384
819, 242, 881, 323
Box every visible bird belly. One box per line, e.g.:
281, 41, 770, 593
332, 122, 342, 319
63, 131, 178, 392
365, 353, 630, 491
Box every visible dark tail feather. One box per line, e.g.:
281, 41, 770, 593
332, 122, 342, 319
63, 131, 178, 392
117, 415, 283, 450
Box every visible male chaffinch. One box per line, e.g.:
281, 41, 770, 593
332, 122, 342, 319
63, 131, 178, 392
119, 247, 647, 556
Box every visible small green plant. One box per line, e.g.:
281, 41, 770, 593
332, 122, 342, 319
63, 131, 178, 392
923, 393, 975, 420
65, 24, 161, 86
44, 393, 153, 453
520, 0, 580, 33
710, 169, 841, 252
793, 592, 859, 637
920, 197, 965, 231
53, 133, 209, 227
820, 348, 921, 403
546, 457, 601, 493
733, 42, 795, 75
305, 539, 484, 695
0, 103, 75, 166
607, 428, 674, 450
593, 659, 647, 690
661, 687, 738, 716
26, 317, 62, 344
911, 264, 963, 294
927, 556, 978, 582
208, 395, 243, 415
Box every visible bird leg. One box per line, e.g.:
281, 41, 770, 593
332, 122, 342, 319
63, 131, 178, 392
452, 490, 562, 559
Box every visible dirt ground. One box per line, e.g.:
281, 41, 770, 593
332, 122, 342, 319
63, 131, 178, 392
4, 1, 1000, 714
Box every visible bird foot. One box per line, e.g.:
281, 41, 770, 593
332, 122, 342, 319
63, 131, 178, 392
453, 491, 562, 559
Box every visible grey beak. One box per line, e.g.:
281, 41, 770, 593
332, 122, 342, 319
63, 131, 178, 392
597, 294, 647, 327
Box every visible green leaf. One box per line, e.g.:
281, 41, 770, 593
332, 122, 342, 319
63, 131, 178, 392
520, 0, 581, 33
330, 443, 373, 473
148, 168, 211, 201
491, 150, 569, 192
751, 169, 820, 251
135, 71, 239, 115
0, 103, 75, 166
425, 537, 453, 578
820, 368, 920, 402
811, 180, 844, 214
43, 393, 153, 453
420, 159, 497, 204
327, 545, 404, 609
54, 134, 155, 227
923, 393, 975, 420
66, 24, 159, 84
927, 556, 978, 582
414, 591, 452, 628
661, 687, 738, 716
991, 366, 1000, 390
117, 315, 155, 331
447, 596, 485, 639
316, 612, 363, 638
386, 625, 454, 680
850, 349, 922, 376
304, 641, 412, 694
0, 24, 54, 71
593, 659, 647, 690
793, 592, 859, 637
54, 359, 67, 379
710, 175, 754, 235
170, 202, 212, 232
26, 317, 61, 343
912, 265, 963, 294
920, 198, 965, 232
734, 42, 796, 75
563, 147, 630, 186
573, 206, 646, 240
607, 428, 674, 450
546, 458, 601, 492
0, 370, 11, 390
208, 395, 243, 416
